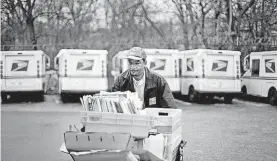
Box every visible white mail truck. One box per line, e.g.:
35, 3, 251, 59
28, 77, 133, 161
1, 50, 50, 102
241, 51, 277, 106
54, 49, 108, 102
111, 49, 182, 93
179, 49, 241, 103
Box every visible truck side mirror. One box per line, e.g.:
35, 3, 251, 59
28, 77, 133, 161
243, 55, 250, 71
111, 70, 116, 76
54, 57, 59, 71
45, 55, 50, 70
111, 69, 120, 81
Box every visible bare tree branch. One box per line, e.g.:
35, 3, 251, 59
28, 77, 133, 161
141, 4, 164, 37
239, 0, 255, 18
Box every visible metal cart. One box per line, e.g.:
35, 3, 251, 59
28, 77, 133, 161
62, 131, 186, 161
61, 108, 186, 161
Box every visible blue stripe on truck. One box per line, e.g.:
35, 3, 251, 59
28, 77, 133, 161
58, 75, 105, 78
242, 76, 277, 80
2, 75, 46, 79
181, 75, 238, 80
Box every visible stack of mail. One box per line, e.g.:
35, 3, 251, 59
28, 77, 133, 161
80, 91, 142, 114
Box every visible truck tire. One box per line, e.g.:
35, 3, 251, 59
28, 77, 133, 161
224, 95, 233, 104
36, 92, 44, 102
188, 87, 197, 102
268, 88, 277, 106
61, 93, 69, 103
241, 86, 247, 98
1, 93, 7, 103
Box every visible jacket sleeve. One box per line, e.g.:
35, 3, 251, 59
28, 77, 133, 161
111, 76, 121, 92
162, 81, 177, 109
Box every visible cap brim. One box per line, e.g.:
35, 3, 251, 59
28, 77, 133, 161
126, 56, 143, 60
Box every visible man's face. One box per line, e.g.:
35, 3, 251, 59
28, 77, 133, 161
128, 59, 145, 77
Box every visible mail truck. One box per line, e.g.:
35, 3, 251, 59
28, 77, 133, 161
241, 51, 277, 105
54, 49, 108, 102
179, 49, 241, 103
111, 49, 182, 93
1, 50, 50, 102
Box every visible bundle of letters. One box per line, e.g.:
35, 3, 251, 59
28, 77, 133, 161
80, 91, 142, 114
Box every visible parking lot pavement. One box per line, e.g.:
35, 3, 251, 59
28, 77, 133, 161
1, 95, 81, 112
1, 95, 277, 161
178, 99, 277, 161
233, 98, 271, 107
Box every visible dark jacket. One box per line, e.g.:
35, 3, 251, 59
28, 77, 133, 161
112, 67, 177, 108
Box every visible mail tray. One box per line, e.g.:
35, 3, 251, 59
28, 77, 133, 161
80, 111, 154, 139
145, 108, 182, 133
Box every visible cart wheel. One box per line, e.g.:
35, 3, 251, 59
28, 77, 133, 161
175, 140, 187, 161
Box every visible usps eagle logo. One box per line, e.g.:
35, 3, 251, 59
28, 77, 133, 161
77, 60, 94, 70
187, 58, 194, 71
212, 60, 228, 71
11, 60, 29, 71
150, 59, 166, 70
265, 59, 275, 73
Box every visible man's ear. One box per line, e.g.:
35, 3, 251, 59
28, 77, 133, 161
144, 59, 147, 65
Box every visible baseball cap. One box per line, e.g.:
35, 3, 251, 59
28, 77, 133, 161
126, 47, 147, 60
